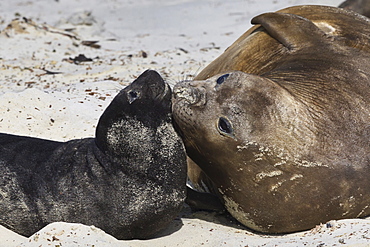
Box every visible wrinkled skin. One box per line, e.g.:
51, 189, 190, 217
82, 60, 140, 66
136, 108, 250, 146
0, 70, 187, 240
173, 6, 370, 233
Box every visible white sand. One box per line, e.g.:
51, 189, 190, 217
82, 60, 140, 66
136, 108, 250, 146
0, 0, 369, 246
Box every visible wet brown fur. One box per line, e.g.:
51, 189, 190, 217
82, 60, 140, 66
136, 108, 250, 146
173, 5, 370, 233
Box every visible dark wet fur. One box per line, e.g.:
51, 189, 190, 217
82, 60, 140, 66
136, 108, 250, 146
0, 70, 187, 240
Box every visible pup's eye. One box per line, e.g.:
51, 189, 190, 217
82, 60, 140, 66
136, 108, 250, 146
218, 117, 233, 135
216, 74, 229, 85
128, 90, 139, 104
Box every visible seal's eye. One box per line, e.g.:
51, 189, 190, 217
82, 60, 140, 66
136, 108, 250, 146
128, 90, 139, 104
216, 74, 229, 85
218, 117, 233, 135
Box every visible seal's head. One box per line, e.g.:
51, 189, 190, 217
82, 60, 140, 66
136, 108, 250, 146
173, 71, 307, 163
98, 69, 171, 130
173, 70, 307, 179
95, 70, 179, 175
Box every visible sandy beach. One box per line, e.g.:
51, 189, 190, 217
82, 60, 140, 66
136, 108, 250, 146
0, 0, 369, 246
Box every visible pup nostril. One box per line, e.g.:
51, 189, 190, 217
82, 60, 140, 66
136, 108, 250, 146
128, 90, 139, 104
129, 91, 138, 98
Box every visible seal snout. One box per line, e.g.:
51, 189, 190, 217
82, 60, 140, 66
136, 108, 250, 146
131, 69, 171, 102
173, 83, 206, 106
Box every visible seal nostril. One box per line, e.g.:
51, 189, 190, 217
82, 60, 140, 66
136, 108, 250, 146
130, 91, 138, 98
128, 90, 139, 104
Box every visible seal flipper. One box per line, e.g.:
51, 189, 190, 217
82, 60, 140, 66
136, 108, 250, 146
186, 186, 225, 213
251, 12, 327, 50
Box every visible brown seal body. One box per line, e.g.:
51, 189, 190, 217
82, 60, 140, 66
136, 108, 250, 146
196, 5, 370, 80
339, 0, 370, 18
173, 5, 370, 233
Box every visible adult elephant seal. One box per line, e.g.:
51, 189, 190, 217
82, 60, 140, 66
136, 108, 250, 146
0, 70, 187, 239
172, 6, 370, 233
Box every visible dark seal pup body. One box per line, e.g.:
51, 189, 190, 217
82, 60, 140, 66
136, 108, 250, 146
172, 6, 370, 233
0, 70, 187, 239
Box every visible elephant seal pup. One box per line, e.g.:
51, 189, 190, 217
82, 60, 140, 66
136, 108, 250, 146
172, 10, 370, 233
0, 70, 187, 239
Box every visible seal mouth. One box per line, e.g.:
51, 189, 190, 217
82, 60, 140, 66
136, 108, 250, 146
173, 82, 206, 106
